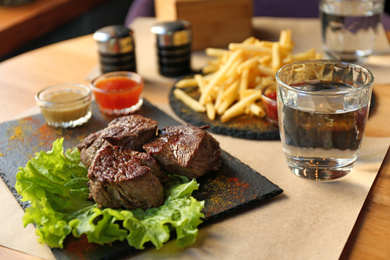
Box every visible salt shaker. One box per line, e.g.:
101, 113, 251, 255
151, 20, 192, 77
93, 25, 137, 74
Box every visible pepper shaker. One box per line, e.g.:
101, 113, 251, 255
151, 20, 192, 77
93, 25, 137, 74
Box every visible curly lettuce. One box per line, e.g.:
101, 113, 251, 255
15, 138, 204, 250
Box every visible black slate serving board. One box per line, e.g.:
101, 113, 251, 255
169, 82, 377, 141
169, 84, 280, 140
0, 100, 283, 260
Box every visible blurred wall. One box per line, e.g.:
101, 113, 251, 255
1, 0, 133, 61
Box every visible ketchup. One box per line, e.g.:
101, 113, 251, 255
263, 89, 278, 124
266, 91, 276, 101
93, 76, 143, 111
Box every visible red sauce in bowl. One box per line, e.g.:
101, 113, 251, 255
91, 72, 144, 115
261, 86, 278, 125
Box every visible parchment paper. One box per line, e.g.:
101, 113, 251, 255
1, 107, 389, 260
1, 17, 390, 260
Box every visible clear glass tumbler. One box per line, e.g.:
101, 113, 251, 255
275, 60, 374, 181
320, 0, 384, 63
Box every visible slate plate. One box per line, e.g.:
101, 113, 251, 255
0, 100, 283, 260
169, 84, 280, 140
169, 82, 378, 140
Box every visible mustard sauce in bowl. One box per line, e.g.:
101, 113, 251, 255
35, 84, 92, 128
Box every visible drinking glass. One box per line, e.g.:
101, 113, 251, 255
275, 60, 374, 181
320, 0, 384, 63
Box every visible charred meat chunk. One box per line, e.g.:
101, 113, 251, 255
143, 125, 221, 179
77, 130, 109, 169
88, 145, 165, 210
77, 115, 158, 168
101, 114, 158, 149
129, 150, 170, 183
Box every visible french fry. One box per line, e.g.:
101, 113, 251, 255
206, 48, 229, 57
217, 93, 236, 115
221, 106, 245, 123
222, 79, 240, 100
272, 42, 282, 72
283, 53, 293, 64
279, 30, 292, 47
315, 53, 323, 59
173, 30, 321, 123
207, 58, 222, 67
221, 91, 261, 122
214, 86, 224, 110
173, 89, 206, 113
237, 55, 260, 73
249, 103, 266, 118
194, 74, 206, 92
228, 43, 272, 54
195, 74, 217, 103
259, 55, 272, 64
292, 48, 316, 61
199, 49, 243, 104
176, 78, 198, 88
242, 36, 257, 44
202, 64, 219, 74
240, 89, 259, 99
258, 41, 274, 49
258, 65, 275, 77
226, 57, 243, 77
239, 68, 250, 93
206, 102, 216, 121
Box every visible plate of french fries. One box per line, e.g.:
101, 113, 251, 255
169, 30, 321, 140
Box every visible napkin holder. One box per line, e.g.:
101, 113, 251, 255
154, 0, 253, 50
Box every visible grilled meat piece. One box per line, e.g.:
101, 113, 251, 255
129, 150, 170, 183
77, 115, 158, 168
101, 115, 158, 149
88, 145, 165, 209
143, 125, 221, 179
77, 130, 109, 169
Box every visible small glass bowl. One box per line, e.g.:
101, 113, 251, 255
35, 84, 92, 128
90, 71, 144, 115
261, 85, 278, 125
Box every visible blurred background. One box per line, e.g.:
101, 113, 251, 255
1, 0, 389, 62
0, 0, 133, 62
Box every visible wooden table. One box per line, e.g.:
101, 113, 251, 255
0, 0, 110, 59
0, 18, 390, 260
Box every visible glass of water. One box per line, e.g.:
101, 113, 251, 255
320, 0, 384, 63
275, 60, 374, 181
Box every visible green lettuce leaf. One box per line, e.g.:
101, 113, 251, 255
15, 138, 204, 250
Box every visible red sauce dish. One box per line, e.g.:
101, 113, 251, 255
90, 71, 144, 115
261, 85, 278, 125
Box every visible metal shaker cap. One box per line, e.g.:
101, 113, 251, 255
151, 20, 191, 47
93, 25, 135, 55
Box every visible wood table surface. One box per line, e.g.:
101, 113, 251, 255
0, 0, 110, 59
0, 21, 389, 260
